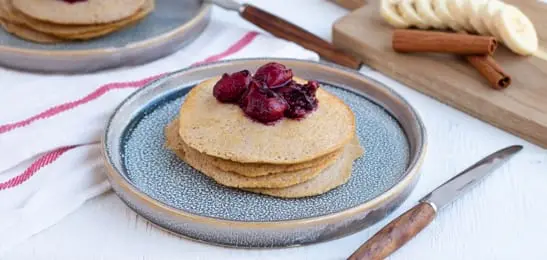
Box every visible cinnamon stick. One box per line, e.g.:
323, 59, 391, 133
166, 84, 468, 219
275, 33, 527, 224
465, 55, 511, 89
393, 29, 498, 55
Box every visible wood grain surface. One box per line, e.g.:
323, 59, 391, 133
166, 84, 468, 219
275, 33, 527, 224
241, 4, 362, 69
332, 0, 547, 148
347, 203, 436, 260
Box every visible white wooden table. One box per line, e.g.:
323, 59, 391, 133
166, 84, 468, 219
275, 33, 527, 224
5, 1, 547, 259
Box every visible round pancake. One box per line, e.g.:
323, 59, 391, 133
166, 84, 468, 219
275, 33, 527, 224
247, 138, 364, 198
178, 77, 356, 164
172, 140, 334, 188
55, 12, 148, 40
0, 19, 61, 43
0, 0, 16, 21
12, 0, 146, 25
165, 119, 343, 177
3, 0, 153, 38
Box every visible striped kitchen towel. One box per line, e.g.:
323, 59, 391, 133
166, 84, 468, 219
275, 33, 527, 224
0, 20, 319, 256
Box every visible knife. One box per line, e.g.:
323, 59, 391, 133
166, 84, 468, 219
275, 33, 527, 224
208, 0, 362, 69
347, 145, 523, 260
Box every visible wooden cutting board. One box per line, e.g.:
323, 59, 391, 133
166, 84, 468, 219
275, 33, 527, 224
332, 0, 547, 149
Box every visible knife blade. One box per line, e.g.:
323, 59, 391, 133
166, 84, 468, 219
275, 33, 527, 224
208, 0, 362, 69
420, 145, 522, 211
347, 145, 523, 260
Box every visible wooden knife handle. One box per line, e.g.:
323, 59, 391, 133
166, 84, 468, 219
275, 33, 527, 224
348, 202, 437, 260
240, 4, 361, 69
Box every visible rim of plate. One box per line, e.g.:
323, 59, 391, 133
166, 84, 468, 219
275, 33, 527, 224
102, 58, 428, 229
0, 3, 211, 56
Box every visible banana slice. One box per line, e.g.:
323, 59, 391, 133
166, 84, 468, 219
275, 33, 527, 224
494, 5, 538, 55
466, 0, 490, 35
432, 0, 464, 31
398, 0, 430, 29
480, 0, 506, 41
380, 0, 411, 28
447, 0, 475, 32
415, 0, 445, 29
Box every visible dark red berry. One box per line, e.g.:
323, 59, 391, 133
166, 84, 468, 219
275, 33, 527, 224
213, 70, 251, 103
306, 80, 319, 92
275, 80, 319, 119
62, 0, 87, 3
253, 62, 293, 88
240, 80, 288, 123
211, 63, 320, 125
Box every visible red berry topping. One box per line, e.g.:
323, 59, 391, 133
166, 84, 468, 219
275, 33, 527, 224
211, 63, 320, 125
61, 0, 87, 3
275, 80, 319, 119
213, 70, 251, 103
240, 80, 288, 123
253, 62, 293, 88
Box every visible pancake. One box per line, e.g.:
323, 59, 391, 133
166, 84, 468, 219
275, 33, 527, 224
171, 142, 335, 188
165, 119, 339, 188
2, 0, 153, 38
165, 119, 343, 177
0, 19, 61, 43
178, 77, 356, 164
54, 9, 150, 40
246, 138, 364, 198
0, 0, 15, 21
12, 0, 146, 25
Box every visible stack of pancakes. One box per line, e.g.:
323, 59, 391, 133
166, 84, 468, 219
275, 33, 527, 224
0, 0, 154, 43
165, 77, 364, 198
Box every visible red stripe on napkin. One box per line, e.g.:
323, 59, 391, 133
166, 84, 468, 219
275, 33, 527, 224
0, 146, 76, 191
0, 31, 259, 135
0, 75, 165, 135
0, 31, 260, 190
193, 31, 259, 66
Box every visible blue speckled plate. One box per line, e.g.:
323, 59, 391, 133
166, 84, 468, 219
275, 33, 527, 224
0, 0, 210, 73
103, 59, 427, 248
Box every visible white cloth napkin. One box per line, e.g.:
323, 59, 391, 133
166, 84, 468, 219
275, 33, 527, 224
0, 20, 319, 256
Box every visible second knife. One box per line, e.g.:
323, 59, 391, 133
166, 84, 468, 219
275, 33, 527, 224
209, 0, 362, 69
348, 145, 523, 260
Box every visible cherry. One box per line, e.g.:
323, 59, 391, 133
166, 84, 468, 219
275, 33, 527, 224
61, 0, 87, 3
211, 63, 320, 125
253, 62, 293, 88
275, 80, 319, 119
305, 80, 320, 93
240, 80, 288, 123
213, 70, 251, 103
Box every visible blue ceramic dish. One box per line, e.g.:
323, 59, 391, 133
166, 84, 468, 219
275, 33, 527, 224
102, 58, 427, 248
0, 0, 210, 73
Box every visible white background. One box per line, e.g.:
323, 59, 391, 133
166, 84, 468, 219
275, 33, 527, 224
4, 1, 547, 259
